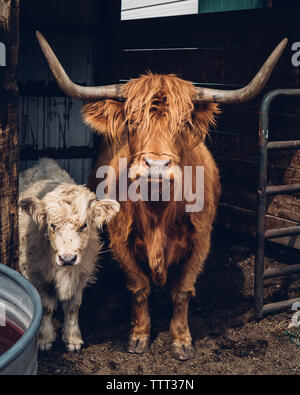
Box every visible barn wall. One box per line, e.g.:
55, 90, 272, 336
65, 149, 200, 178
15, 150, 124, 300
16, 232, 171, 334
16, 2, 300, 249
18, 33, 95, 183
121, 0, 266, 21
18, 0, 121, 184
0, 0, 19, 269
116, 5, 300, 248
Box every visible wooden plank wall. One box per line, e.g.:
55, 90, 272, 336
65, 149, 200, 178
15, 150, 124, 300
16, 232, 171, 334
18, 0, 121, 184
18, 32, 95, 183
0, 0, 19, 269
115, 5, 300, 248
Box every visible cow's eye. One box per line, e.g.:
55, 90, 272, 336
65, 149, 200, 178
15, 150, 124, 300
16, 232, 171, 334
50, 224, 56, 230
79, 223, 88, 232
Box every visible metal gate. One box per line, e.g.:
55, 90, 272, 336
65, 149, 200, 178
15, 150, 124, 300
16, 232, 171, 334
255, 89, 300, 318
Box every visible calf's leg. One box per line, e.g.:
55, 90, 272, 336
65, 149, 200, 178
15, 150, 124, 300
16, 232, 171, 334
39, 291, 57, 351
62, 293, 83, 352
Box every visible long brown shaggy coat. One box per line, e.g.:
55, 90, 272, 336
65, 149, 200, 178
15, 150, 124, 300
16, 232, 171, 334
82, 74, 221, 360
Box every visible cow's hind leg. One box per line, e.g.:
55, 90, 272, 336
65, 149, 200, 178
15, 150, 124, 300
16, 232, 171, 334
126, 267, 151, 354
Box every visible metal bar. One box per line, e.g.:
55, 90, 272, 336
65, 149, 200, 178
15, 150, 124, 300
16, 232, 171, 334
255, 91, 273, 319
266, 184, 300, 195
264, 264, 300, 279
267, 140, 300, 150
263, 298, 300, 315
265, 226, 300, 239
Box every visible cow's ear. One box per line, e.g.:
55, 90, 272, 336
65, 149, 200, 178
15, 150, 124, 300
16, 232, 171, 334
20, 197, 46, 227
92, 199, 120, 229
192, 102, 221, 142
82, 100, 125, 140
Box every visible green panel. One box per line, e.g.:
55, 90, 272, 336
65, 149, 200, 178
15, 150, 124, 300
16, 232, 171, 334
198, 0, 267, 13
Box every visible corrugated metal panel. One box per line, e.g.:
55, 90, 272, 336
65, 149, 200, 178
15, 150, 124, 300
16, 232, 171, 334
18, 33, 95, 184
18, 33, 95, 84
122, 0, 181, 9
198, 0, 266, 13
121, 0, 266, 20
121, 0, 199, 20
20, 97, 93, 149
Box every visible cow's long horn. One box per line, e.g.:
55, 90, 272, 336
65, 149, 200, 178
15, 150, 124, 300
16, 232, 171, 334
195, 39, 288, 104
36, 31, 124, 100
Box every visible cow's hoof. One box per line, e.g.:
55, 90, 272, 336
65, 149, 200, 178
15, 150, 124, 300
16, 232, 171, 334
171, 342, 195, 361
127, 335, 150, 354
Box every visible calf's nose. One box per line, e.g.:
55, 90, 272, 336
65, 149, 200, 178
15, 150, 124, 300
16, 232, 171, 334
59, 254, 77, 266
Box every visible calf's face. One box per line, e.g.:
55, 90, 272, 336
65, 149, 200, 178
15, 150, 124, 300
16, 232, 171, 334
20, 185, 120, 266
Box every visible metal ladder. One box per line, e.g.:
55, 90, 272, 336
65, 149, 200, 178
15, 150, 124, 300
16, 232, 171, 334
255, 89, 300, 319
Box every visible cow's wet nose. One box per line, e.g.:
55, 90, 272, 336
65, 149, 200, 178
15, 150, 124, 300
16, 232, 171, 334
143, 157, 171, 169
59, 254, 77, 266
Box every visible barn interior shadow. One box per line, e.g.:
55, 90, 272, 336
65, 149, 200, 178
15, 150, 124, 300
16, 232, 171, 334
188, 227, 250, 342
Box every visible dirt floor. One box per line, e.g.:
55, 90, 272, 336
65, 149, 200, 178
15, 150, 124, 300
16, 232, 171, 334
38, 227, 300, 375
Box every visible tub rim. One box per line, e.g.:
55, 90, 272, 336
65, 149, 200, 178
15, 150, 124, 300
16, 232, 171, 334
0, 263, 42, 372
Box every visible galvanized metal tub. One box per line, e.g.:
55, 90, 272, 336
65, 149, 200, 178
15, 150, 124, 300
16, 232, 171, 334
0, 263, 42, 375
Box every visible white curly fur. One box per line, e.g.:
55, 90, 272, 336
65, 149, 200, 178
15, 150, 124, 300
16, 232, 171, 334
19, 158, 74, 193
19, 158, 120, 352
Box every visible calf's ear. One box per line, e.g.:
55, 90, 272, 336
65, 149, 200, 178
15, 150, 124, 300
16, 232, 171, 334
81, 100, 125, 142
20, 197, 46, 228
92, 199, 120, 229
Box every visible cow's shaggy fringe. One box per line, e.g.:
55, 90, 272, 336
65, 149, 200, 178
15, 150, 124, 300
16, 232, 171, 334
82, 73, 220, 151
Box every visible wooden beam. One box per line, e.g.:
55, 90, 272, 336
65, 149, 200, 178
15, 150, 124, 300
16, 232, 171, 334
20, 146, 97, 161
0, 0, 20, 269
20, 0, 121, 35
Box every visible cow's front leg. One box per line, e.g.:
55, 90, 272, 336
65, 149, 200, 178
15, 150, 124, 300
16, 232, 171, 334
61, 293, 83, 352
125, 266, 151, 354
170, 251, 206, 360
170, 289, 195, 360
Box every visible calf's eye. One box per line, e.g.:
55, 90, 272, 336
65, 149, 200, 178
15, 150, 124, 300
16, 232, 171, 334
79, 223, 88, 232
50, 224, 56, 230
